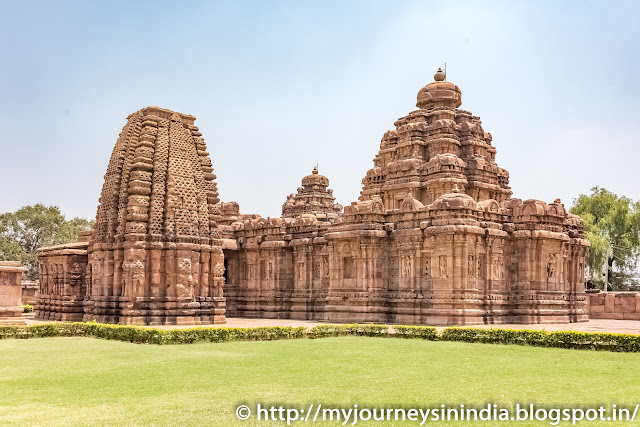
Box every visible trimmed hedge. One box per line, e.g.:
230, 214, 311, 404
22, 305, 34, 313
308, 324, 390, 339
440, 327, 640, 352
1, 322, 640, 352
0, 323, 306, 345
393, 325, 438, 340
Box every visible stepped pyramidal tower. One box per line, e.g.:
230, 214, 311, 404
361, 68, 511, 207
282, 167, 343, 219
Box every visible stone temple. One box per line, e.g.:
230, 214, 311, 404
36, 70, 589, 325
38, 107, 225, 325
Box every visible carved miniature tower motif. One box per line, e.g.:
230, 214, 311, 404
360, 68, 511, 210
282, 167, 343, 218
86, 107, 225, 325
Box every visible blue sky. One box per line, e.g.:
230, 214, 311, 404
1, 0, 639, 220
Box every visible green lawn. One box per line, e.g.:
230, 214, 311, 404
1, 337, 639, 426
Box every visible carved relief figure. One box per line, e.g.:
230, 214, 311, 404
131, 260, 145, 295
176, 258, 193, 297
70, 262, 83, 287
241, 262, 247, 280
402, 255, 413, 278
508, 256, 519, 281
92, 259, 102, 289
321, 257, 329, 277
388, 257, 399, 278
547, 254, 556, 279
212, 263, 225, 297
439, 255, 447, 278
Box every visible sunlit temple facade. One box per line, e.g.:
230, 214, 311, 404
36, 70, 589, 325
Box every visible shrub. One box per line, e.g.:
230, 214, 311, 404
0, 322, 307, 346
393, 325, 438, 340
308, 324, 390, 339
22, 305, 34, 313
438, 327, 640, 352
1, 321, 639, 352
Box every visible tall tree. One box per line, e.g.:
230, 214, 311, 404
571, 187, 640, 290
0, 204, 93, 280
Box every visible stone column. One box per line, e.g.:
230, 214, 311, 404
0, 261, 27, 325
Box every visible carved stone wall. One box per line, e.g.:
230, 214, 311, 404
36, 242, 88, 321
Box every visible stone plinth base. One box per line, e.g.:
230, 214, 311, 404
226, 288, 588, 326
83, 296, 227, 325
0, 316, 26, 326
35, 295, 85, 321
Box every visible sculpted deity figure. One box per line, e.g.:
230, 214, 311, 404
439, 256, 447, 278
547, 254, 556, 279
70, 262, 83, 287
298, 263, 306, 281
176, 258, 194, 297
212, 263, 225, 297
322, 257, 329, 277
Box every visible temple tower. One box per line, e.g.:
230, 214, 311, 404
282, 167, 343, 218
360, 68, 511, 209
85, 107, 225, 325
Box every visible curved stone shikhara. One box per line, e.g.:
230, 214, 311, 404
35, 70, 590, 326
223, 70, 589, 325
37, 107, 225, 325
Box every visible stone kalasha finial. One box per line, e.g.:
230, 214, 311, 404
416, 68, 462, 109
312, 166, 318, 175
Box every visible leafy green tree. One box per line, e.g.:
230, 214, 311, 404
571, 187, 640, 290
0, 204, 93, 280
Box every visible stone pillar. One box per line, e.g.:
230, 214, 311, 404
0, 261, 27, 325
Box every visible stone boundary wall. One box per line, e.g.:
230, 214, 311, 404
588, 292, 640, 320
